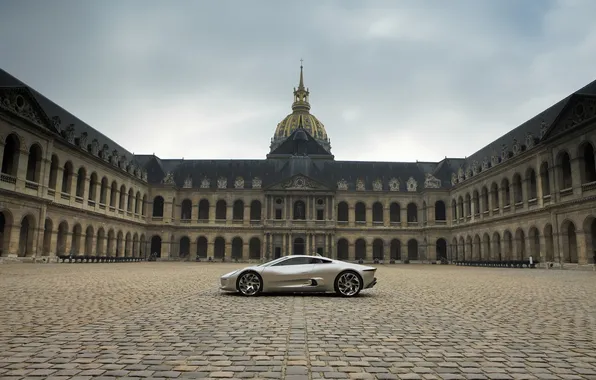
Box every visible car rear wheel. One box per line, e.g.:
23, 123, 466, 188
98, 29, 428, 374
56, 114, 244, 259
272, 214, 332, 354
237, 271, 262, 296
334, 271, 362, 297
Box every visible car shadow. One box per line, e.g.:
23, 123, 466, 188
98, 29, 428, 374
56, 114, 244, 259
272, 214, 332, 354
221, 291, 375, 298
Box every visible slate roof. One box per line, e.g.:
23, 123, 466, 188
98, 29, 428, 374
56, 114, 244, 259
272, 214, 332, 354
3, 67, 594, 192
0, 68, 139, 166
147, 127, 455, 192
463, 79, 596, 167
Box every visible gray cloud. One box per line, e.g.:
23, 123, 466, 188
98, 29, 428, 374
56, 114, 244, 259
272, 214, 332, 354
1, 0, 595, 161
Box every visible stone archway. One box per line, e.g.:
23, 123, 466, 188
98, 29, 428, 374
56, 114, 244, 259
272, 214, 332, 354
18, 215, 36, 257
584, 216, 596, 263
150, 235, 162, 258
179, 236, 190, 258
436, 238, 447, 260
214, 237, 225, 259
390, 239, 401, 261
293, 237, 305, 255
231, 237, 243, 260
373, 239, 384, 260
561, 220, 578, 263
407, 239, 418, 260
249, 237, 261, 260
196, 236, 208, 258
0, 210, 12, 256
543, 224, 554, 262
337, 238, 349, 260
42, 218, 53, 256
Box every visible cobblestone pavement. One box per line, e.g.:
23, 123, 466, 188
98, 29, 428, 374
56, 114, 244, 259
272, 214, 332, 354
1, 263, 595, 380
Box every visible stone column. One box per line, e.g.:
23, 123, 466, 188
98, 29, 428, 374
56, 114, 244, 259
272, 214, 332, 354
383, 204, 390, 227
366, 239, 372, 261
536, 172, 545, 207
243, 203, 250, 225
348, 205, 355, 227
15, 148, 30, 191
209, 204, 216, 223
400, 207, 407, 227
571, 157, 582, 196
207, 239, 214, 259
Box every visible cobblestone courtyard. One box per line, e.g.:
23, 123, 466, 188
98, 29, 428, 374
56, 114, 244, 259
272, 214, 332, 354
0, 263, 595, 380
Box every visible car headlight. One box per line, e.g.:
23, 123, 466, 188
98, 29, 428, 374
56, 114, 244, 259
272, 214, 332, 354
222, 270, 238, 278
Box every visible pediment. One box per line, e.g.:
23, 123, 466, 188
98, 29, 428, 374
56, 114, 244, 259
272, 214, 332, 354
267, 174, 329, 191
542, 95, 596, 140
0, 87, 53, 131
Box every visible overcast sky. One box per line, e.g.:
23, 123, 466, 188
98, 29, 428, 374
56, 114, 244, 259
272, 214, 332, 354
1, 0, 595, 162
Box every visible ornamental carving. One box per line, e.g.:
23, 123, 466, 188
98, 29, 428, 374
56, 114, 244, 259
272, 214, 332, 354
78, 132, 88, 150
64, 124, 75, 144
90, 139, 99, 156
372, 178, 383, 191
200, 177, 210, 189
162, 172, 175, 185
482, 156, 489, 170
217, 176, 227, 189
183, 176, 192, 188
282, 176, 317, 190
0, 91, 45, 127
100, 144, 110, 160
512, 138, 521, 156
252, 177, 262, 189
356, 178, 365, 191
110, 150, 119, 165
525, 132, 535, 149
465, 166, 472, 179
500, 144, 508, 161
388, 177, 400, 191
491, 148, 499, 166
141, 169, 147, 181
540, 120, 549, 138
234, 176, 244, 189
406, 176, 417, 192
451, 172, 457, 186
119, 157, 127, 170
424, 173, 441, 189
457, 167, 464, 182
51, 116, 62, 131
337, 179, 348, 191
127, 162, 135, 174
472, 160, 481, 175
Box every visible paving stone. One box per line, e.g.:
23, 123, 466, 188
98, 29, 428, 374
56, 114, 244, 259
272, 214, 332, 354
1, 263, 595, 380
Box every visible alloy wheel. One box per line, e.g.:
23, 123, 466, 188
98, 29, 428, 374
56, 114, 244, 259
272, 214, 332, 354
238, 272, 261, 296
337, 272, 361, 297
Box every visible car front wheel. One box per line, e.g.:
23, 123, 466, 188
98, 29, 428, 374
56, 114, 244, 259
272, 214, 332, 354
334, 271, 362, 297
236, 271, 262, 296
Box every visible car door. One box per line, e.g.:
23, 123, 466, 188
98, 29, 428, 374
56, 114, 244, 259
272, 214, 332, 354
261, 256, 314, 291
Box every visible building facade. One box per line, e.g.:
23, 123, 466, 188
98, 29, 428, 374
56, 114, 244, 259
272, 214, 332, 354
1, 67, 595, 266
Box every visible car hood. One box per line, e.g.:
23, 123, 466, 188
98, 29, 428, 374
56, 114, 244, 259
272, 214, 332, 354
221, 265, 263, 278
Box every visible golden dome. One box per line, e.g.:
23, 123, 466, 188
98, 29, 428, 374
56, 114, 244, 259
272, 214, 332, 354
274, 112, 328, 141
270, 64, 331, 153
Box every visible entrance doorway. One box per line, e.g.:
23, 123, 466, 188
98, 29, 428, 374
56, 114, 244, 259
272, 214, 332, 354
274, 247, 281, 258
293, 237, 305, 255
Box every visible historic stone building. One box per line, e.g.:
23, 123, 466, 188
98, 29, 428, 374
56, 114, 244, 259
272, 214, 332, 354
1, 66, 595, 266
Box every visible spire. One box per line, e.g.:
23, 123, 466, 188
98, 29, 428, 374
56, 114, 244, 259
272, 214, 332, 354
292, 59, 310, 112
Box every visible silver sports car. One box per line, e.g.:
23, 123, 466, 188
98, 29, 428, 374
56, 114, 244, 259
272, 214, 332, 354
219, 255, 377, 297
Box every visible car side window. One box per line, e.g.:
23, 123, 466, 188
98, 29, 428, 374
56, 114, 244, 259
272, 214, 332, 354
272, 257, 312, 266
310, 258, 332, 264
